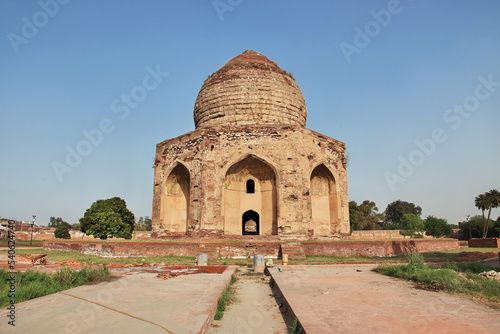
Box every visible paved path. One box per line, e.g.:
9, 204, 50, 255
268, 265, 500, 334
0, 266, 237, 334
209, 269, 288, 334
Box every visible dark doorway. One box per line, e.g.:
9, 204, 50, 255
242, 210, 259, 235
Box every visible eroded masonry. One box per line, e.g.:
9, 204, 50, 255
152, 50, 349, 238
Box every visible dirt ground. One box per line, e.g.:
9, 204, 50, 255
209, 268, 290, 334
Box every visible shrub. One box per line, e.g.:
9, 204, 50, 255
54, 225, 70, 239
404, 246, 424, 270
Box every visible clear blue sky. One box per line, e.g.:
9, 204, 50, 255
1, 0, 499, 226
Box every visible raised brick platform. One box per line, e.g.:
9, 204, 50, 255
43, 239, 459, 258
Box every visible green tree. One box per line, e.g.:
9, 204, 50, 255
79, 197, 135, 240
460, 215, 496, 239
48, 217, 71, 229
135, 216, 153, 231
71, 223, 80, 231
484, 189, 500, 238
475, 193, 489, 238
135, 217, 144, 231
144, 216, 152, 231
384, 200, 422, 230
353, 200, 384, 230
349, 201, 359, 232
399, 214, 425, 237
424, 216, 452, 238
135, 217, 147, 231
54, 225, 71, 239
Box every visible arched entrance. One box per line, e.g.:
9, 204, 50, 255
161, 163, 190, 233
310, 164, 339, 235
242, 210, 259, 235
224, 156, 277, 235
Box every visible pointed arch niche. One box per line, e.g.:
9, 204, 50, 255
224, 156, 277, 235
161, 163, 190, 233
310, 164, 339, 235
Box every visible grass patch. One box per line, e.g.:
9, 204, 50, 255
373, 249, 500, 308
291, 317, 304, 334
214, 274, 237, 320
0, 267, 112, 307
0, 239, 44, 247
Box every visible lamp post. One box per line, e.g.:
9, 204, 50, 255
30, 215, 36, 247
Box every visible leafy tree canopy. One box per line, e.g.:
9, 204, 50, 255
384, 200, 422, 230
475, 189, 500, 238
424, 215, 452, 238
48, 217, 71, 229
135, 216, 152, 231
79, 197, 135, 240
349, 201, 359, 232
461, 215, 499, 239
399, 214, 425, 237
350, 200, 384, 230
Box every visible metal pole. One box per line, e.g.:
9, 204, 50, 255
30, 215, 36, 246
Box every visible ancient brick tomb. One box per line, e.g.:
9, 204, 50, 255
152, 50, 349, 239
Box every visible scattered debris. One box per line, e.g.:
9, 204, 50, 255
480, 270, 500, 281
415, 280, 446, 291
260, 277, 271, 284
105, 265, 229, 280
58, 259, 82, 267
20, 254, 48, 265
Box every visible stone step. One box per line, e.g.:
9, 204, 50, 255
279, 243, 306, 260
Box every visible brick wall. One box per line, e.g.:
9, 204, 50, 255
468, 238, 500, 248
44, 239, 459, 258
12, 230, 153, 241
43, 241, 201, 257
302, 239, 460, 257
349, 230, 436, 240
349, 230, 405, 240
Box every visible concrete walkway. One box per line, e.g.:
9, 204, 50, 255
209, 269, 288, 334
0, 266, 237, 334
268, 265, 500, 334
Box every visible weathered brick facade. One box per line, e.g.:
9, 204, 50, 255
152, 50, 349, 238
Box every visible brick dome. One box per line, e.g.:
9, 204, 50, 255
194, 50, 307, 128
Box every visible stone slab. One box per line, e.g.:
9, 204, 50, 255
268, 265, 500, 334
0, 266, 237, 334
